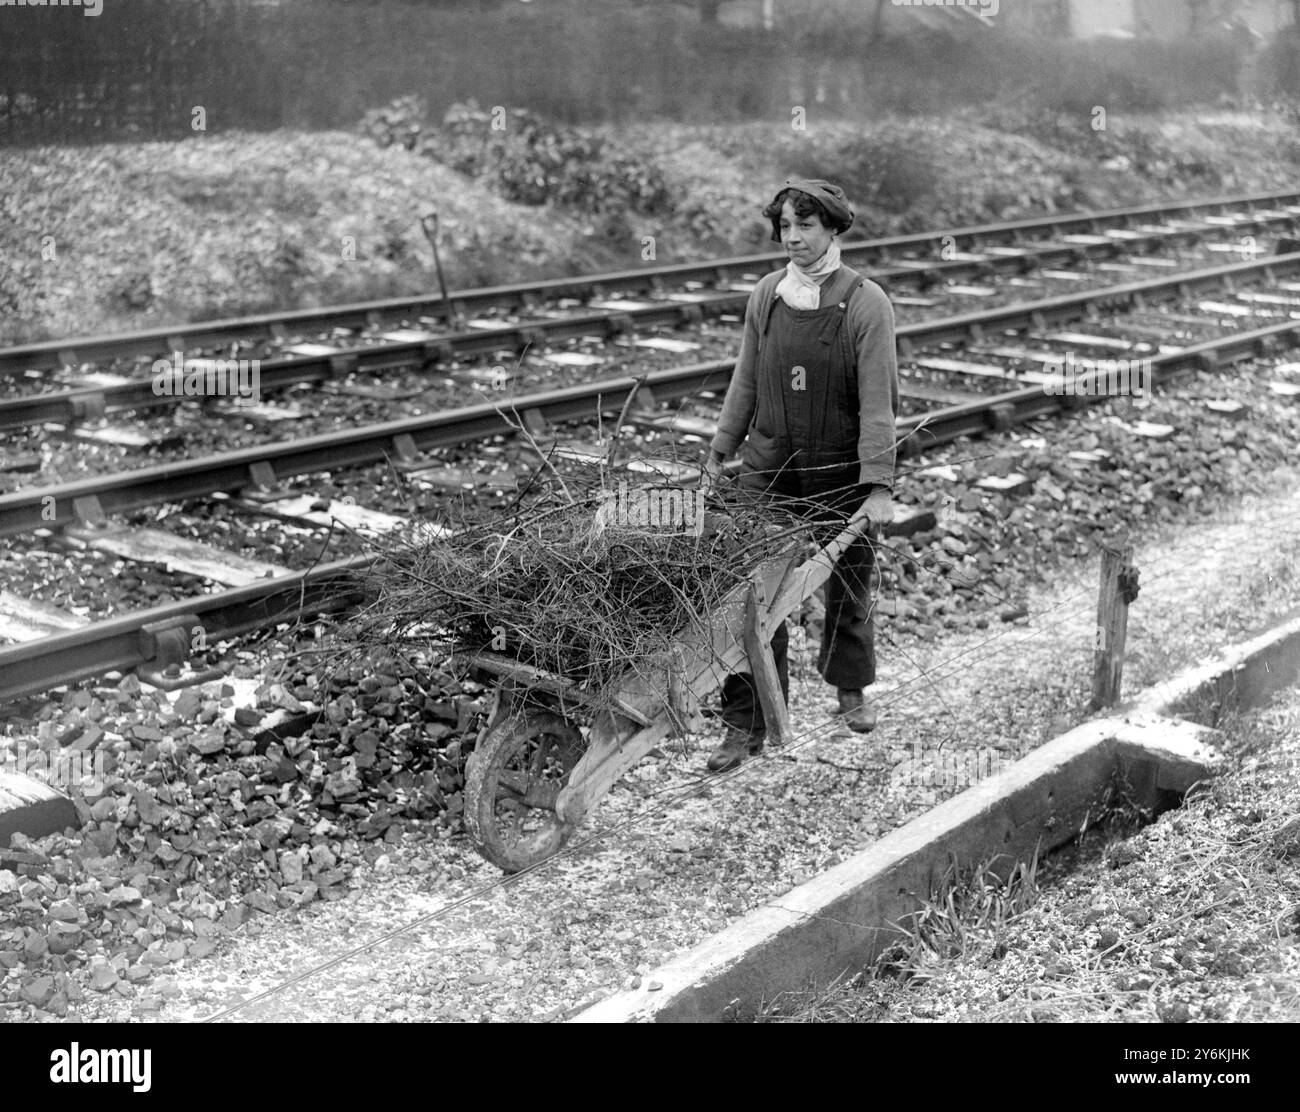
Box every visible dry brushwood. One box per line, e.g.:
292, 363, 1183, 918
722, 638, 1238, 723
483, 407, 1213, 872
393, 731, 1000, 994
331, 472, 820, 707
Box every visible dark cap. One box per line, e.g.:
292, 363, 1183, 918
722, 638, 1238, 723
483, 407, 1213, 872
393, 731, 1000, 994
766, 179, 855, 242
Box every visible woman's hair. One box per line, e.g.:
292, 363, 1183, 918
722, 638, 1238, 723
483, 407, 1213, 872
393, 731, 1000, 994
759, 188, 832, 241
759, 179, 852, 241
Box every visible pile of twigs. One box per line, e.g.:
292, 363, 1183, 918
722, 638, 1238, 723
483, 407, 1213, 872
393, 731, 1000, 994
336, 472, 810, 697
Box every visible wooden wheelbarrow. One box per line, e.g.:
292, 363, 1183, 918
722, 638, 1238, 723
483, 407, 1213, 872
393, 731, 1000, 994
458, 502, 875, 873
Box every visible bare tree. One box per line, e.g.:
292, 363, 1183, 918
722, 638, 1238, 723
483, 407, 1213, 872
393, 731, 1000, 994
1058, 0, 1073, 38
1186, 0, 1210, 33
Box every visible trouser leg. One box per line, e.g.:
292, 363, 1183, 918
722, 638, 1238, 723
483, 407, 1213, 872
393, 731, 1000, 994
818, 529, 877, 689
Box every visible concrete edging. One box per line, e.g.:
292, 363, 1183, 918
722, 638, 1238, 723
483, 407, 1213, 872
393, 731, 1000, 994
1131, 608, 1300, 720
571, 607, 1300, 1023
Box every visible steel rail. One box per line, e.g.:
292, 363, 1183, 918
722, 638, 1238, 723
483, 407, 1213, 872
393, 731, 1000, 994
897, 313, 1300, 447
0, 560, 368, 704
0, 368, 727, 537
2, 188, 1296, 377
3, 251, 1298, 539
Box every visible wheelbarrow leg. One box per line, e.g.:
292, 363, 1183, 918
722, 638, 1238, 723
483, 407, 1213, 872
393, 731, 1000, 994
743, 577, 792, 747
556, 716, 672, 827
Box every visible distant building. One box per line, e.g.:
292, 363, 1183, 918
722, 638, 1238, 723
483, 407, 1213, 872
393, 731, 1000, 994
719, 0, 1295, 39
1005, 0, 1295, 38
1134, 0, 1293, 37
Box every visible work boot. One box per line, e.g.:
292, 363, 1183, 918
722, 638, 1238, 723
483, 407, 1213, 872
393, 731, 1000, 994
706, 727, 765, 773
836, 688, 878, 733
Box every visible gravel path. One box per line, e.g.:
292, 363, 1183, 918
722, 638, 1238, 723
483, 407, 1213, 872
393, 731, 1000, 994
61, 463, 1300, 1023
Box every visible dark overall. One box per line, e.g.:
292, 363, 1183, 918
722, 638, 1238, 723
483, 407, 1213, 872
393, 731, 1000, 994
721, 265, 879, 735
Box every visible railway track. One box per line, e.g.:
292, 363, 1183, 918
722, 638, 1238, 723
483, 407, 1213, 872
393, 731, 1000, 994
4, 239, 1299, 495
2, 191, 1298, 446
4, 188, 1296, 380
4, 250, 1299, 532
3, 240, 1300, 704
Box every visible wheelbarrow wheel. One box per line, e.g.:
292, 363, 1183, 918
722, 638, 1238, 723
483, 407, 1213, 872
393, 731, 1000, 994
464, 710, 583, 873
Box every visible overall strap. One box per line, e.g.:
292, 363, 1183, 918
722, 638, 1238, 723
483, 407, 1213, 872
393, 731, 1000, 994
757, 284, 780, 338
820, 264, 865, 308
816, 266, 867, 345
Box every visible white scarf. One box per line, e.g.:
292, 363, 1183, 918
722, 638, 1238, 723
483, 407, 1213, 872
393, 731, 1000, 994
774, 239, 841, 310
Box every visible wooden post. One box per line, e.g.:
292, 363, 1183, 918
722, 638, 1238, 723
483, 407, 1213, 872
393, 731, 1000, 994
1092, 542, 1139, 709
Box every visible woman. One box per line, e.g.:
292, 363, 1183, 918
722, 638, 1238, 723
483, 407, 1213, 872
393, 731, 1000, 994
702, 178, 898, 772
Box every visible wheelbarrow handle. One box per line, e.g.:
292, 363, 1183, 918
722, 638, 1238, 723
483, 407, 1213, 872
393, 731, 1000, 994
823, 499, 877, 562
